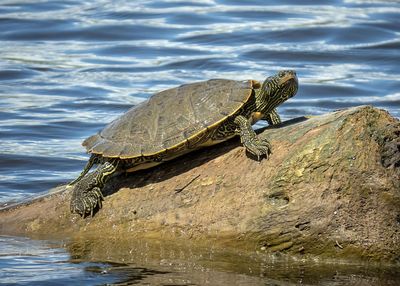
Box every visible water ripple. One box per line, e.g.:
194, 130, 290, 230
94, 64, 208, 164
0, 0, 399, 207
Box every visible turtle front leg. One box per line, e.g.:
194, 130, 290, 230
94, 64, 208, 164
70, 161, 118, 217
263, 108, 282, 126
234, 115, 271, 160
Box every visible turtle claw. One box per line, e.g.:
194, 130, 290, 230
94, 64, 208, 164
70, 186, 103, 217
244, 138, 272, 161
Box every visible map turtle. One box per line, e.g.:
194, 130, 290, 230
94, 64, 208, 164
70, 70, 298, 217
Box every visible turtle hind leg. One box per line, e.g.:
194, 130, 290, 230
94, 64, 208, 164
71, 187, 103, 218
68, 154, 100, 186
70, 161, 118, 217
234, 115, 271, 160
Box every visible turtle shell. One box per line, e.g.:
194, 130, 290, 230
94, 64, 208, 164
83, 79, 259, 159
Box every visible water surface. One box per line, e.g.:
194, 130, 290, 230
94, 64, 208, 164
1, 235, 400, 286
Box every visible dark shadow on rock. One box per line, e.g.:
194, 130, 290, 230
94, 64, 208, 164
257, 116, 310, 133
103, 138, 240, 197
102, 116, 310, 197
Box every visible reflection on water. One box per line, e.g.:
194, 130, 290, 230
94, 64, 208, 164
0, 0, 399, 285
2, 235, 399, 286
70, 237, 400, 286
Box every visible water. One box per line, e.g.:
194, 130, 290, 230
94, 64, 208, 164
0, 236, 128, 285
1, 236, 399, 286
0, 0, 399, 284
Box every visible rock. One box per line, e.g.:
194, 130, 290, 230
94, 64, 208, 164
0, 106, 399, 263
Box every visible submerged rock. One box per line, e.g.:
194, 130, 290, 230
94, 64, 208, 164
0, 106, 399, 263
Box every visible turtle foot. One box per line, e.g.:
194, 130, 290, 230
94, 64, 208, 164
70, 186, 103, 217
234, 115, 272, 161
69, 162, 118, 218
244, 137, 272, 160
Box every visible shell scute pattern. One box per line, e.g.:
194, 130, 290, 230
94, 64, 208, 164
83, 79, 255, 159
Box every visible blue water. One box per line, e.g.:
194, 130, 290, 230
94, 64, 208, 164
0, 0, 399, 285
0, 236, 127, 285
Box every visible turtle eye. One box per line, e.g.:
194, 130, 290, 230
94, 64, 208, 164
278, 71, 286, 78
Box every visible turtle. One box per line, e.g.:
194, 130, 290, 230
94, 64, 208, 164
69, 70, 298, 217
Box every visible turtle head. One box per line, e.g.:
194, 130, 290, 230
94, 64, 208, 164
258, 70, 298, 112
